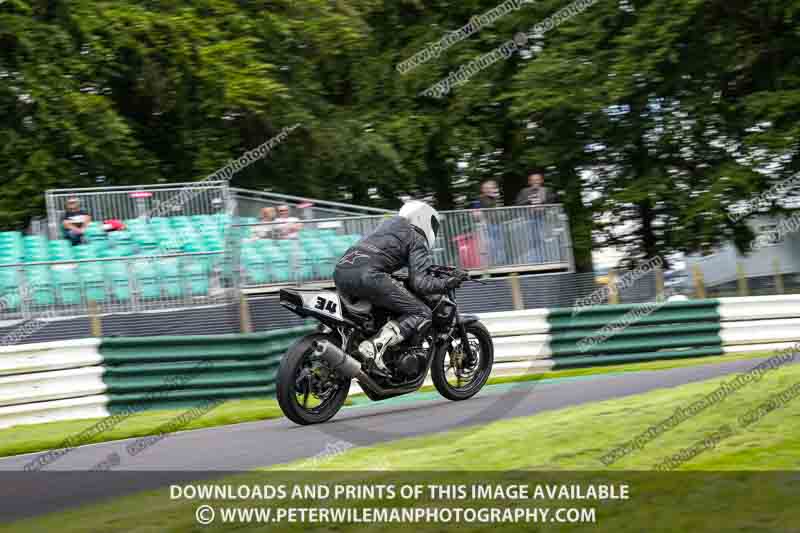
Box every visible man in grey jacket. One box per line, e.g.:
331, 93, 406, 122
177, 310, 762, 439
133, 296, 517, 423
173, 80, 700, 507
515, 172, 557, 206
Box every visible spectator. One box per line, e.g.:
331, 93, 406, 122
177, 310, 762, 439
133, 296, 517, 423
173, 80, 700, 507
274, 205, 303, 239
472, 180, 500, 209
515, 172, 557, 206
514, 172, 558, 263
62, 198, 91, 245
467, 180, 506, 266
252, 207, 277, 240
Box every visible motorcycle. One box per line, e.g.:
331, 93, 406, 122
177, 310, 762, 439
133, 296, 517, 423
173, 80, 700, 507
275, 265, 494, 425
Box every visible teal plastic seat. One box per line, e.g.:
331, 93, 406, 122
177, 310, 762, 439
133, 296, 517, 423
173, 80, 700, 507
0, 269, 18, 290
124, 218, 146, 229
133, 261, 161, 300
104, 261, 132, 302
182, 259, 209, 296
135, 237, 159, 255
85, 225, 107, 242
0, 270, 20, 312
0, 231, 23, 243
330, 235, 352, 256
264, 248, 290, 283
24, 266, 55, 306
190, 214, 214, 225
203, 236, 224, 252
73, 245, 97, 260
242, 251, 268, 284
158, 258, 184, 298
0, 251, 22, 265
0, 290, 20, 312
52, 266, 82, 305
48, 241, 75, 261
108, 231, 133, 247
79, 264, 107, 302
170, 216, 192, 229
308, 244, 335, 279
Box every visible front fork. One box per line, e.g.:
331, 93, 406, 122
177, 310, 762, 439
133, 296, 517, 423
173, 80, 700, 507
454, 313, 476, 367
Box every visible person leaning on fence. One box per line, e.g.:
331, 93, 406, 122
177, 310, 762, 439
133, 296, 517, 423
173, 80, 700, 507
472, 180, 500, 209
467, 180, 506, 266
515, 172, 557, 206
62, 198, 91, 246
515, 172, 558, 263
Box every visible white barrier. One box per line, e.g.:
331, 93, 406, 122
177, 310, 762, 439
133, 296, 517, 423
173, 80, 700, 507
479, 309, 551, 337
0, 367, 106, 407
0, 339, 102, 377
720, 318, 800, 345
718, 295, 800, 321
0, 395, 111, 429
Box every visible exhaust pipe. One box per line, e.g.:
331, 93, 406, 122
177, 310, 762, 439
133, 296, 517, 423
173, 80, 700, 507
312, 340, 362, 379
312, 340, 424, 401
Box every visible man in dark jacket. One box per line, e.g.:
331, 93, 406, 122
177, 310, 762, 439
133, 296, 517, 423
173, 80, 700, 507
515, 172, 557, 206
333, 201, 465, 375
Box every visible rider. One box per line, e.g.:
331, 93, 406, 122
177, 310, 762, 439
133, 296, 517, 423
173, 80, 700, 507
333, 201, 467, 375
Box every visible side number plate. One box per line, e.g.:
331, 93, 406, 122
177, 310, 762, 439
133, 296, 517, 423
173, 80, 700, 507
301, 292, 343, 320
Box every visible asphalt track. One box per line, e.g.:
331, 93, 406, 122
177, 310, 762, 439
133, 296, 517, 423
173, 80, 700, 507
0, 356, 789, 523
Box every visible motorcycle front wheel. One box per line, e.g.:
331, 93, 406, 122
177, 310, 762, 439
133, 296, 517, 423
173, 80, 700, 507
431, 321, 494, 401
276, 333, 352, 425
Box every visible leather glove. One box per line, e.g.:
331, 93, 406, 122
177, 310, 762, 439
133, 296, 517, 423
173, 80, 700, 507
445, 271, 469, 290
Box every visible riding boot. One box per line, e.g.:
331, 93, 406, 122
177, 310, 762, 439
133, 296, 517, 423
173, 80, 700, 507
359, 321, 403, 376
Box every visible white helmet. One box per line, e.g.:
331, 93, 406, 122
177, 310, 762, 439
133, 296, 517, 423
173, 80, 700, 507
399, 200, 440, 248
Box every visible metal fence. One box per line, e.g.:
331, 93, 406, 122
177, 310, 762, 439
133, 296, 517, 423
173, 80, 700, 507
231, 188, 393, 220
233, 204, 573, 288
5, 204, 573, 323
45, 182, 233, 239
0, 252, 232, 321
437, 204, 573, 273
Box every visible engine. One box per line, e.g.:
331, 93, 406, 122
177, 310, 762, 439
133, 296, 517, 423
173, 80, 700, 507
386, 347, 427, 379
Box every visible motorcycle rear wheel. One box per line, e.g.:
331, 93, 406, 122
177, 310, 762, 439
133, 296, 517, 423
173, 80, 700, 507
276, 333, 352, 425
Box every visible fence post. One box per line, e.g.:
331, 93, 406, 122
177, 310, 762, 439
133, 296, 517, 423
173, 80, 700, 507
509, 273, 524, 311
654, 266, 665, 300
736, 262, 749, 296
774, 257, 784, 295
239, 292, 253, 334
88, 300, 103, 338
692, 264, 706, 299
607, 270, 619, 304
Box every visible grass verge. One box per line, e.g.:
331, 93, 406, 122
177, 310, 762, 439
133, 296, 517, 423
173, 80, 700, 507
8, 352, 800, 532
0, 398, 285, 459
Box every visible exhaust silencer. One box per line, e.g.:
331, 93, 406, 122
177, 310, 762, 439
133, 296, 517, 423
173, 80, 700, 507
312, 340, 362, 379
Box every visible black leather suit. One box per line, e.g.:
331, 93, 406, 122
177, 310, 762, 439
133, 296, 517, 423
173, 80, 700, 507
333, 216, 448, 339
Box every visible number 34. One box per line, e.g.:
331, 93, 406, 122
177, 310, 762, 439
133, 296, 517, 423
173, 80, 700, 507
315, 297, 338, 314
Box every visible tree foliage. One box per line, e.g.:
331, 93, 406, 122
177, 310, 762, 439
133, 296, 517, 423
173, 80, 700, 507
1, 0, 798, 270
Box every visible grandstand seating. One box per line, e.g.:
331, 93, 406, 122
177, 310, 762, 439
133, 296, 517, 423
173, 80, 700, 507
0, 220, 361, 312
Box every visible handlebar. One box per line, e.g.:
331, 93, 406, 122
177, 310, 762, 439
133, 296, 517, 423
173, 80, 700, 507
429, 265, 488, 286
428, 265, 466, 278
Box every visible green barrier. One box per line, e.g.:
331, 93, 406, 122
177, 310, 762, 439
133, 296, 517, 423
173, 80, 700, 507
548, 305, 721, 331
546, 298, 724, 362
548, 298, 720, 317
550, 346, 726, 369
100, 326, 315, 412
99, 327, 313, 363
549, 322, 722, 343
